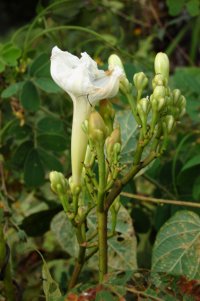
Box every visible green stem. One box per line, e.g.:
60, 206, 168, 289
125, 93, 141, 124
68, 245, 86, 290
68, 224, 86, 290
96, 143, 106, 211
97, 211, 107, 282
96, 141, 108, 282
0, 223, 15, 301
105, 150, 157, 210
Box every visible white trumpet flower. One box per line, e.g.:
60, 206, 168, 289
50, 46, 123, 186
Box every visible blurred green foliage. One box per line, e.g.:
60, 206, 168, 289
0, 0, 200, 300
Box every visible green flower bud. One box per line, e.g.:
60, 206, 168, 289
153, 85, 166, 99
108, 54, 125, 72
179, 95, 186, 109
88, 111, 107, 144
154, 52, 169, 82
113, 142, 121, 156
152, 85, 166, 111
172, 89, 181, 105
108, 54, 130, 93
49, 171, 67, 195
106, 127, 121, 157
78, 205, 87, 218
179, 107, 186, 117
152, 73, 166, 89
69, 176, 81, 195
137, 97, 149, 113
133, 72, 148, 91
99, 99, 115, 134
163, 115, 175, 134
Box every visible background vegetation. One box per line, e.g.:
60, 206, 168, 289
0, 0, 200, 300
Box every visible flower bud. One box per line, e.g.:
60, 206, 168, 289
153, 85, 166, 99
154, 52, 169, 82
179, 107, 186, 117
172, 89, 181, 105
49, 171, 67, 195
133, 72, 148, 91
137, 97, 149, 113
78, 205, 87, 217
99, 99, 115, 134
113, 142, 121, 156
106, 127, 121, 157
108, 54, 130, 93
88, 111, 107, 144
179, 95, 186, 109
163, 115, 175, 134
108, 54, 125, 72
69, 176, 81, 195
152, 73, 166, 89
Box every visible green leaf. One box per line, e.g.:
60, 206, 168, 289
37, 134, 67, 151
181, 154, 200, 172
186, 0, 200, 16
166, 0, 186, 16
8, 124, 32, 140
87, 206, 137, 271
37, 117, 64, 134
20, 81, 40, 112
34, 78, 61, 93
192, 176, 200, 200
1, 82, 24, 98
95, 290, 115, 301
29, 53, 49, 76
40, 252, 62, 301
115, 110, 138, 166
24, 149, 45, 187
2, 43, 21, 66
0, 60, 5, 73
152, 210, 200, 279
172, 67, 200, 95
12, 140, 33, 168
51, 206, 137, 271
51, 211, 79, 257
20, 208, 61, 237
38, 148, 63, 172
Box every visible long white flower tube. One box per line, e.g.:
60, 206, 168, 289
50, 46, 123, 186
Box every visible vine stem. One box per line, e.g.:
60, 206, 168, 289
121, 192, 200, 209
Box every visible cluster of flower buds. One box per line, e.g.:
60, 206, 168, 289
49, 171, 69, 212
49, 171, 68, 195
87, 102, 122, 187
134, 52, 186, 137
108, 51, 186, 153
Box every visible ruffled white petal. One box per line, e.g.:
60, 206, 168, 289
50, 46, 123, 185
